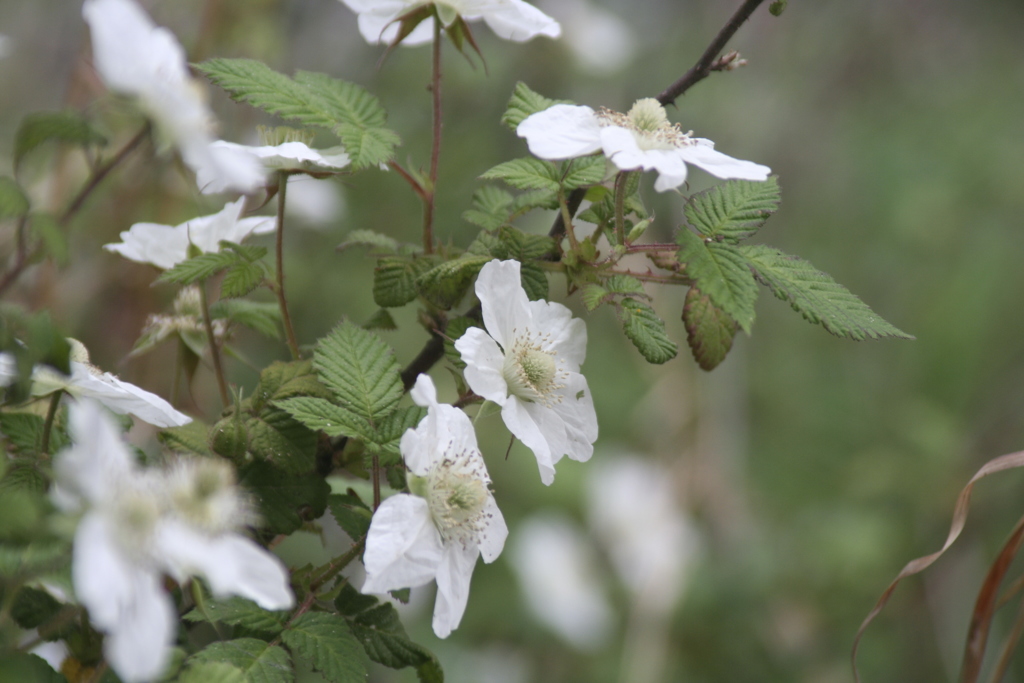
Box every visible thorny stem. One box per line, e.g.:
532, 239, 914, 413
558, 190, 579, 251
422, 17, 444, 254
606, 269, 692, 285
199, 281, 229, 407
0, 125, 150, 298
40, 390, 63, 456
625, 242, 678, 254
274, 171, 301, 360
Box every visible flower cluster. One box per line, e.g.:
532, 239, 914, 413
53, 400, 293, 682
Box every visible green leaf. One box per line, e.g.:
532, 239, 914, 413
351, 604, 434, 671
363, 308, 397, 331
519, 263, 548, 301
373, 405, 427, 459
314, 323, 403, 426
618, 297, 678, 364
14, 110, 107, 172
184, 597, 286, 637
29, 214, 69, 266
282, 613, 368, 683
462, 186, 514, 230
604, 275, 647, 297
221, 262, 269, 299
0, 541, 67, 579
158, 251, 238, 286
373, 257, 433, 308
415, 255, 491, 309
682, 286, 739, 371
238, 462, 330, 536
0, 413, 47, 458
581, 284, 608, 311
0, 177, 30, 221
443, 317, 476, 368
11, 587, 63, 630
561, 156, 607, 190
327, 494, 372, 540
274, 396, 372, 440
197, 59, 399, 169
501, 82, 571, 130
252, 360, 333, 409
480, 158, 560, 192
189, 638, 293, 683
334, 582, 378, 616
210, 300, 282, 338
158, 419, 212, 457
676, 228, 758, 333
740, 245, 914, 340
684, 177, 780, 244
178, 662, 245, 683
0, 652, 68, 683
0, 466, 48, 494
510, 188, 559, 213
496, 226, 557, 261
246, 409, 318, 474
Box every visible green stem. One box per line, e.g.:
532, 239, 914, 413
372, 454, 381, 511
614, 171, 629, 246
199, 281, 229, 407
309, 537, 367, 591
274, 171, 301, 360
558, 189, 579, 251
422, 16, 443, 254
40, 390, 63, 456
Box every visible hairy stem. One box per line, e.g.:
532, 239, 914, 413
388, 160, 427, 200
422, 17, 444, 254
200, 281, 229, 407
372, 454, 381, 511
558, 189, 579, 251
274, 171, 301, 360
40, 390, 63, 456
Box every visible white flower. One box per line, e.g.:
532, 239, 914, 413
361, 374, 507, 638
339, 0, 560, 46
82, 0, 265, 194
517, 98, 771, 192
510, 515, 612, 650
586, 456, 701, 613
454, 259, 597, 485
53, 400, 293, 683
104, 197, 275, 270
536, 0, 635, 75
196, 141, 350, 193
2, 340, 190, 428
0, 34, 12, 60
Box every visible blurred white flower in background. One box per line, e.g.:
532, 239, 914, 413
82, 0, 264, 194
196, 140, 350, 193
455, 259, 598, 485
104, 197, 275, 270
361, 374, 508, 638
0, 34, 12, 60
0, 339, 191, 428
53, 400, 293, 683
518, 98, 770, 192
586, 455, 701, 612
536, 0, 635, 75
338, 0, 560, 46
285, 176, 346, 227
510, 514, 613, 650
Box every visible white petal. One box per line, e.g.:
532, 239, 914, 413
526, 299, 587, 368
679, 138, 770, 180
103, 223, 190, 270
154, 521, 294, 610
65, 365, 191, 427
454, 328, 508, 404
55, 400, 139, 506
361, 495, 443, 594
194, 142, 267, 195
475, 259, 531, 350
102, 572, 176, 683
409, 373, 440, 410
477, 495, 508, 563
481, 0, 561, 41
597, 125, 647, 170
0, 352, 17, 387
431, 542, 478, 638
501, 398, 556, 485
547, 372, 598, 459
517, 105, 603, 160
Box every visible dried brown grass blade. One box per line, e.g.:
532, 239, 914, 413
990, 584, 1024, 683
960, 513, 1024, 683
852, 449, 1024, 682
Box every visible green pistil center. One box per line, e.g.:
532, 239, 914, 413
503, 347, 557, 402
628, 98, 669, 132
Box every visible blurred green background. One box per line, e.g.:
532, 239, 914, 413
3, 0, 1024, 681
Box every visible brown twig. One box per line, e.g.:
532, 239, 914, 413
655, 0, 768, 107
